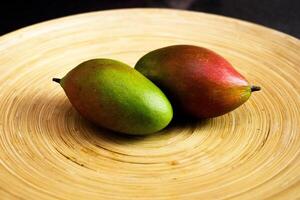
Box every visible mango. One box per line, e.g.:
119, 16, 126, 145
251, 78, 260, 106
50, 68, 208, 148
53, 59, 173, 135
135, 45, 260, 118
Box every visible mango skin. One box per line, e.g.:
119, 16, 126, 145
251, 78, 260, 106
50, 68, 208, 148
59, 59, 173, 135
135, 45, 252, 118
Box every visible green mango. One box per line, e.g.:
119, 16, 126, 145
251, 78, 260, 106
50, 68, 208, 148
53, 59, 173, 135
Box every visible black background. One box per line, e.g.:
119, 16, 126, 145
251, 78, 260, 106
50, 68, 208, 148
0, 0, 299, 38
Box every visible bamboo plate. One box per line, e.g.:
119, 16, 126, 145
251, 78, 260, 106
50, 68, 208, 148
0, 8, 299, 200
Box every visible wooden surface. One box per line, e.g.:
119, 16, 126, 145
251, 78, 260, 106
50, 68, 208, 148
0, 8, 299, 200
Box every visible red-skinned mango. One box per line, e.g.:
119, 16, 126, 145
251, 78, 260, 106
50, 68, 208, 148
135, 45, 260, 118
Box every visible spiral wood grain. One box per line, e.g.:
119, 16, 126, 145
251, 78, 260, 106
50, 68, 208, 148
0, 9, 299, 200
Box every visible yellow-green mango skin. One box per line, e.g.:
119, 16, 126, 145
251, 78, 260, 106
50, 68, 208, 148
59, 59, 173, 135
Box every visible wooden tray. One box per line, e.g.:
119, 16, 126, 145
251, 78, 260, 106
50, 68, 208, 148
0, 8, 299, 200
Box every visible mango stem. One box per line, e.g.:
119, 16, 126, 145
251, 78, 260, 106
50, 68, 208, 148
52, 78, 61, 84
251, 85, 261, 92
